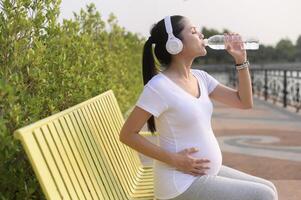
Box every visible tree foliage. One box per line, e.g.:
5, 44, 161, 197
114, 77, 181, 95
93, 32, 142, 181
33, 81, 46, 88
0, 1, 144, 199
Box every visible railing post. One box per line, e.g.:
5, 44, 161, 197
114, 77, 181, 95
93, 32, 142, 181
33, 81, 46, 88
296, 82, 300, 112
283, 70, 287, 108
229, 68, 236, 88
227, 68, 233, 87
264, 69, 268, 101
233, 68, 237, 88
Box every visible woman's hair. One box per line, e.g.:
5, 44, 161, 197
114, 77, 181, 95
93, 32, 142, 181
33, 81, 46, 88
142, 15, 186, 133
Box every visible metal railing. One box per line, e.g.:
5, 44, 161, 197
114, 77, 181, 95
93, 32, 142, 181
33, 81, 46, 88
230, 66, 301, 113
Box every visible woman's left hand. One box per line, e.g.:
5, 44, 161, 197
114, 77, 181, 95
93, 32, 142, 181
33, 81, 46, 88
224, 32, 247, 64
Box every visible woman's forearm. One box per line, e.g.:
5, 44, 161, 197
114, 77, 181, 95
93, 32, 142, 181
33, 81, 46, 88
237, 66, 253, 108
120, 132, 175, 166
225, 32, 253, 109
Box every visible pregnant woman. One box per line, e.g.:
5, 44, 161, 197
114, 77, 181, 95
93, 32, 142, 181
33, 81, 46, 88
119, 15, 278, 200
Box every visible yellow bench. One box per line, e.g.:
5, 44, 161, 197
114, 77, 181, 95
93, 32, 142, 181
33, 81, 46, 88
14, 90, 156, 200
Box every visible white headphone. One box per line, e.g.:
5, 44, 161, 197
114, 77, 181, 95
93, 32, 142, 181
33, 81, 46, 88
164, 16, 183, 55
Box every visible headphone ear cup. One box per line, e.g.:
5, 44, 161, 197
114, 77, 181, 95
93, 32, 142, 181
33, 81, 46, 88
166, 37, 183, 55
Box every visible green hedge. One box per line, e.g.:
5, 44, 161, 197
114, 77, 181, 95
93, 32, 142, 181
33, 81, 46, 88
0, 1, 144, 199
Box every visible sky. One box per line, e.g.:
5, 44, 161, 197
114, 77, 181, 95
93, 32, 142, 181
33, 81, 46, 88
59, 0, 301, 47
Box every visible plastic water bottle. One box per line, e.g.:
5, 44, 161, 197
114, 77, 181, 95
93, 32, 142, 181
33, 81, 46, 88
203, 35, 259, 50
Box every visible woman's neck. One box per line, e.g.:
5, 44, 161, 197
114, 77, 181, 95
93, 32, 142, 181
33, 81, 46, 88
163, 57, 194, 80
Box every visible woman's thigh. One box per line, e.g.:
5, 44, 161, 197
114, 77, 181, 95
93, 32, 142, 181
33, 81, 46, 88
218, 165, 278, 198
169, 174, 276, 200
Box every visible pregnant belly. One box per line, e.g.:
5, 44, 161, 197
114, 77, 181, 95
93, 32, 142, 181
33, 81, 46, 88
193, 145, 222, 175
154, 135, 222, 197
181, 134, 223, 175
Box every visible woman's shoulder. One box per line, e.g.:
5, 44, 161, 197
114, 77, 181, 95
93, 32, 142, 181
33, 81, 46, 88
145, 72, 166, 89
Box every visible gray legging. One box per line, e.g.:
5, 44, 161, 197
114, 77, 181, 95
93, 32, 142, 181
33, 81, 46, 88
164, 165, 278, 200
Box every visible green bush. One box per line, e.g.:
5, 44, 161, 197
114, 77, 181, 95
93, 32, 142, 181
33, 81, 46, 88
0, 0, 144, 199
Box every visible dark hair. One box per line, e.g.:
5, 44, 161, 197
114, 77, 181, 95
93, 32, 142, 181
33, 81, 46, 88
142, 15, 186, 134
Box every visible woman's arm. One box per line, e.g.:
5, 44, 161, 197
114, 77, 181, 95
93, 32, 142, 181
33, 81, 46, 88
209, 32, 253, 109
119, 106, 175, 165
209, 67, 253, 109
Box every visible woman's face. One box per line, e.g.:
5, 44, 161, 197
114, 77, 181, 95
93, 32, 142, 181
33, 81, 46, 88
179, 18, 207, 57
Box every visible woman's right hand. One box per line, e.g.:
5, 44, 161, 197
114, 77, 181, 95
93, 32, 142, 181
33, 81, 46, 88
171, 147, 210, 176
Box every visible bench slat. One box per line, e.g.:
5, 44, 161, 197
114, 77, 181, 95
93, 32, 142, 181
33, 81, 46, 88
71, 110, 111, 199
104, 95, 149, 173
64, 114, 106, 199
80, 105, 127, 200
34, 128, 74, 199
14, 130, 64, 200
58, 116, 96, 199
87, 101, 133, 197
95, 94, 155, 198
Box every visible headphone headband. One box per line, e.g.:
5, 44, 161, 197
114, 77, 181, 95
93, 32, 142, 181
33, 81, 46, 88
164, 16, 173, 35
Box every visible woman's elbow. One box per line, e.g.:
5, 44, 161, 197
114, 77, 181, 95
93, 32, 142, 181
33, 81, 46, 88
242, 102, 254, 109
119, 131, 128, 144
119, 130, 135, 144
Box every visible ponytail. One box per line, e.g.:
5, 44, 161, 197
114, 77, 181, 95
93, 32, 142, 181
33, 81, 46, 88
140, 16, 185, 134
142, 37, 158, 134
142, 37, 158, 85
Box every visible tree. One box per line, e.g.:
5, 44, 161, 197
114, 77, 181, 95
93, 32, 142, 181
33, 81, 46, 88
275, 38, 296, 62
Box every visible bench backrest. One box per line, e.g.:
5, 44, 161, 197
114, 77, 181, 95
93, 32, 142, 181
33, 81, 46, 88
14, 90, 147, 200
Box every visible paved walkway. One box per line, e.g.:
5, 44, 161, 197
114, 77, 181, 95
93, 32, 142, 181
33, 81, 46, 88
212, 97, 301, 200
132, 96, 301, 200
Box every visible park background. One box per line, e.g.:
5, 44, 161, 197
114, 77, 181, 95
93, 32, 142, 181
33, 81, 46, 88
1, 0, 300, 199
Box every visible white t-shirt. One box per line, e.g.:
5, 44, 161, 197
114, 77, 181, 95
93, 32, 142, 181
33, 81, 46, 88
135, 68, 222, 200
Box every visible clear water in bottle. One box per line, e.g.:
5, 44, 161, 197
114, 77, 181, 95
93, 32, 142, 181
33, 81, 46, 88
204, 35, 259, 50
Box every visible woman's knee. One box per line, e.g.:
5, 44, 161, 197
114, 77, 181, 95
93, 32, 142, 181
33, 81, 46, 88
261, 180, 278, 199
255, 185, 277, 200
267, 180, 277, 193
